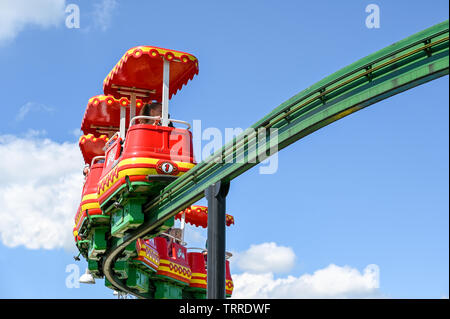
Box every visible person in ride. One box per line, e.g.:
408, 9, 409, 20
82, 164, 90, 182
139, 102, 173, 126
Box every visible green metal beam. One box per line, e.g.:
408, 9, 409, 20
103, 20, 449, 298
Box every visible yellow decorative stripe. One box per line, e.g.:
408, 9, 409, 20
87, 95, 143, 107
158, 266, 172, 272
80, 202, 100, 211
74, 211, 83, 227
118, 157, 159, 166
79, 134, 109, 144
191, 272, 207, 278
117, 157, 195, 170
159, 261, 191, 272
176, 162, 196, 170
98, 158, 195, 196
81, 193, 99, 201
75, 193, 101, 227
158, 260, 192, 280
138, 250, 159, 265
158, 266, 191, 279
125, 46, 198, 63
81, 196, 97, 202
226, 279, 234, 292
190, 279, 207, 285
98, 167, 154, 196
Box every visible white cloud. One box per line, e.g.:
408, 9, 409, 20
92, 0, 117, 31
0, 0, 66, 44
232, 242, 296, 274
184, 225, 207, 246
173, 218, 208, 247
231, 264, 381, 299
230, 242, 381, 298
23, 129, 48, 139
16, 102, 54, 121
0, 134, 84, 250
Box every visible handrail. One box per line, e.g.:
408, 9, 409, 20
103, 132, 120, 151
160, 232, 187, 246
130, 115, 191, 129
90, 156, 105, 167
129, 115, 161, 126
186, 247, 233, 259
186, 247, 207, 253
167, 119, 191, 129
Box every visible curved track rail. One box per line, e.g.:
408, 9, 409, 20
103, 20, 449, 298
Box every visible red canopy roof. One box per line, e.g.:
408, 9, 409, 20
78, 134, 109, 164
175, 205, 235, 228
103, 46, 199, 102
81, 95, 143, 136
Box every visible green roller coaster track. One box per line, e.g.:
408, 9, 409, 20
103, 20, 449, 298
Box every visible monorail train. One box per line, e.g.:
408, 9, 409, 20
73, 46, 234, 298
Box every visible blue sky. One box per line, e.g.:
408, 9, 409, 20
0, 0, 448, 298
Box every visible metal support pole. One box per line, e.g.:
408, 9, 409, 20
180, 211, 186, 244
119, 105, 126, 139
205, 180, 230, 299
129, 93, 136, 125
161, 59, 170, 126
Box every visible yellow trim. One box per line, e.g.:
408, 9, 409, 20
81, 193, 99, 201
81, 202, 100, 211
138, 250, 159, 265
158, 265, 171, 272
191, 272, 207, 278
176, 162, 196, 169
158, 266, 191, 279
127, 47, 198, 63
118, 157, 195, 170
118, 157, 159, 166
98, 167, 155, 196
190, 279, 207, 285
75, 213, 83, 227
158, 260, 192, 279
98, 157, 195, 196
79, 134, 108, 144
